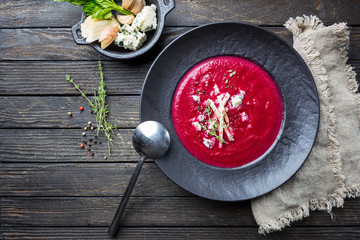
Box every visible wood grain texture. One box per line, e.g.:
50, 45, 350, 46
0, 163, 189, 197
0, 129, 140, 163
1, 27, 359, 61
0, 61, 151, 95
2, 227, 360, 240
1, 197, 360, 227
0, 96, 139, 128
1, 0, 359, 28
1, 60, 359, 96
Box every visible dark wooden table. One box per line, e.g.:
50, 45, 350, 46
1, 0, 360, 239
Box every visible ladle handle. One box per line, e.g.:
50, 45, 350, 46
108, 155, 146, 237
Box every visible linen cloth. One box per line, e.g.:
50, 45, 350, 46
251, 15, 360, 234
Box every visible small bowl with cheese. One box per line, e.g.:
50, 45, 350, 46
71, 0, 175, 60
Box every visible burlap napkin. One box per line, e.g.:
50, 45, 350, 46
251, 15, 360, 234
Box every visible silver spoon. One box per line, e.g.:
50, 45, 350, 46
108, 121, 171, 237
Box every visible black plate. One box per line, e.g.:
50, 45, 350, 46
140, 22, 319, 201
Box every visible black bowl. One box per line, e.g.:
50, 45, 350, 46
140, 22, 320, 201
71, 0, 175, 60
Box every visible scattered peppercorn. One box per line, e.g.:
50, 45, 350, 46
88, 121, 92, 125
88, 144, 92, 147
80, 107, 84, 111
90, 152, 94, 157
67, 112, 72, 116
82, 132, 86, 136
84, 127, 88, 131
94, 140, 97, 144
90, 110, 94, 114
98, 141, 101, 144
89, 138, 93, 142
104, 156, 108, 160
94, 134, 98, 138
82, 140, 87, 144
90, 127, 94, 130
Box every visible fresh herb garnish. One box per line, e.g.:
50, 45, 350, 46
205, 105, 212, 117
66, 61, 118, 156
53, 0, 134, 19
225, 79, 229, 84
229, 71, 236, 77
196, 89, 203, 94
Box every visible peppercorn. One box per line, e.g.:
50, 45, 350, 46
90, 110, 94, 114
94, 140, 97, 144
104, 156, 108, 160
80, 107, 84, 111
98, 141, 101, 144
82, 132, 86, 136
67, 112, 72, 117
88, 144, 92, 147
90, 127, 94, 130
90, 152, 94, 157
88, 121, 92, 125
94, 134, 98, 138
88, 138, 93, 142
84, 127, 88, 131
80, 144, 84, 148
82, 140, 87, 144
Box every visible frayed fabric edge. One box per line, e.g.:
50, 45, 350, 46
257, 16, 348, 235
331, 21, 360, 198
258, 192, 346, 235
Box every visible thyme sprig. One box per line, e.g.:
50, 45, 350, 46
66, 61, 118, 156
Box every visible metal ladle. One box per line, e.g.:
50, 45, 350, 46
108, 121, 171, 237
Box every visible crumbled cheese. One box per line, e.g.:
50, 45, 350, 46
240, 112, 249, 122
114, 24, 147, 51
231, 90, 245, 108
197, 114, 205, 122
213, 84, 220, 95
192, 95, 200, 103
132, 4, 157, 33
203, 137, 216, 149
192, 121, 202, 131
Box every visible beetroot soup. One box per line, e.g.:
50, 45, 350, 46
172, 56, 283, 168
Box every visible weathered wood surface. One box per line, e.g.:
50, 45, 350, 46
1, 60, 359, 95
1, 197, 360, 227
1, 0, 359, 28
1, 0, 360, 239
0, 129, 140, 163
2, 227, 360, 240
1, 27, 360, 61
0, 96, 139, 128
0, 163, 188, 196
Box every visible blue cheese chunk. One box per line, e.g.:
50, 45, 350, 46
230, 90, 245, 108
114, 24, 147, 51
132, 4, 157, 32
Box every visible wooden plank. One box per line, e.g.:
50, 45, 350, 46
0, 197, 254, 227
0, 96, 139, 128
0, 129, 141, 163
1, 0, 360, 28
1, 60, 359, 96
1, 27, 360, 61
1, 197, 360, 227
0, 163, 190, 197
0, 61, 151, 95
2, 226, 360, 239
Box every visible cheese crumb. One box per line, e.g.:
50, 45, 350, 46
132, 4, 157, 33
